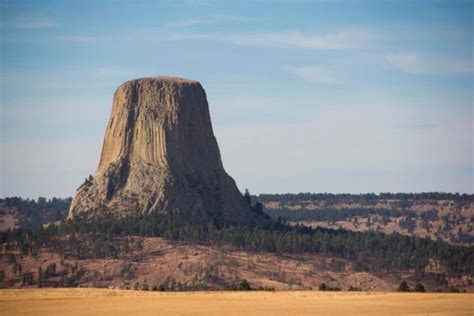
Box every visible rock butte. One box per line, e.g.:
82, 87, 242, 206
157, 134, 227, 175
68, 76, 262, 226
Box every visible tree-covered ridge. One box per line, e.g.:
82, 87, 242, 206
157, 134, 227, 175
255, 192, 474, 204
264, 207, 416, 222
1, 211, 472, 276
253, 191, 474, 246
0, 197, 71, 229
2, 192, 472, 230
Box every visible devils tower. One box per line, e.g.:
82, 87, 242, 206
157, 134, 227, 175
68, 76, 260, 226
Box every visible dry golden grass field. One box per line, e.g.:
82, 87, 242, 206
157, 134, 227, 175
0, 289, 473, 316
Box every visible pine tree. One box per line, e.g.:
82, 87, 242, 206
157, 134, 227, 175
244, 189, 252, 206
37, 267, 43, 288
414, 283, 425, 292
398, 281, 410, 292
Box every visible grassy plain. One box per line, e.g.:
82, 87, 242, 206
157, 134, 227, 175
0, 288, 473, 316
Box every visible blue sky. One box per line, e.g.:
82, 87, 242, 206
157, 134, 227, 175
1, 0, 473, 198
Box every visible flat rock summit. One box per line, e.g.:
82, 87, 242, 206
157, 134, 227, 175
68, 76, 260, 225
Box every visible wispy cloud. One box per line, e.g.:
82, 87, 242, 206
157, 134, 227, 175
392, 123, 440, 130
0, 19, 57, 30
57, 36, 103, 43
163, 15, 259, 29
182, 0, 211, 7
57, 15, 257, 44
212, 14, 260, 23
226, 29, 369, 50
53, 15, 365, 51
0, 66, 146, 97
163, 18, 213, 29
386, 53, 424, 74
285, 66, 336, 84
149, 29, 369, 50
386, 53, 474, 75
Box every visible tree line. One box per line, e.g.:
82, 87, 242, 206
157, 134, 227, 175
255, 192, 474, 204
264, 207, 416, 222
0, 197, 71, 229
1, 210, 472, 276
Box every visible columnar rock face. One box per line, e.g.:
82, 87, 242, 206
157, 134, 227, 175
68, 76, 259, 226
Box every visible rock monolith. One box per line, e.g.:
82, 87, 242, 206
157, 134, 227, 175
68, 76, 260, 226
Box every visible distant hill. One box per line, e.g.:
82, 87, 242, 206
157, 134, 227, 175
1, 192, 472, 292
0, 236, 469, 292
3, 192, 472, 245
0, 197, 71, 231
254, 193, 474, 245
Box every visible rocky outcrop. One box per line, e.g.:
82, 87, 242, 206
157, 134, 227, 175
68, 76, 260, 226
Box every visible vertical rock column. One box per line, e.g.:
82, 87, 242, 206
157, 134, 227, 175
68, 76, 260, 226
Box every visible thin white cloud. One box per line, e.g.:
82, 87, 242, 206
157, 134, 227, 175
0, 19, 57, 29
212, 97, 281, 110
54, 16, 365, 51
163, 15, 259, 29
386, 53, 424, 74
148, 28, 369, 50
285, 66, 336, 84
386, 53, 474, 75
226, 29, 368, 50
182, 0, 210, 7
211, 14, 261, 23
0, 66, 147, 99
164, 18, 212, 29
149, 31, 211, 42
57, 36, 101, 43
